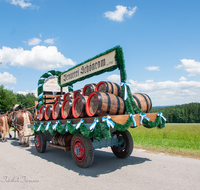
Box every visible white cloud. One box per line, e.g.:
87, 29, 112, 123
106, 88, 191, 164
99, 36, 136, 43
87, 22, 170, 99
17, 88, 37, 97
0, 72, 17, 85
39, 34, 42, 38
107, 74, 121, 84
179, 76, 187, 81
104, 5, 137, 22
0, 46, 75, 70
28, 37, 42, 46
175, 59, 200, 76
44, 38, 54, 44
145, 66, 160, 71
8, 0, 39, 9
128, 79, 200, 106
108, 74, 200, 106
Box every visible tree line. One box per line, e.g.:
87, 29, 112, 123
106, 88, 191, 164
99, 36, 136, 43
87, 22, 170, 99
0, 85, 38, 113
150, 102, 200, 123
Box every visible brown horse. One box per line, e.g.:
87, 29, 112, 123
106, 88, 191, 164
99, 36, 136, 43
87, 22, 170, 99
0, 115, 10, 142
8, 105, 33, 146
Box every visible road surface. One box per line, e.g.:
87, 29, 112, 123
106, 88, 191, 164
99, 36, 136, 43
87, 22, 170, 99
0, 134, 199, 190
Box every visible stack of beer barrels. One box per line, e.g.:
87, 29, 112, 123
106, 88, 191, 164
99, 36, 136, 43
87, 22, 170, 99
38, 81, 152, 121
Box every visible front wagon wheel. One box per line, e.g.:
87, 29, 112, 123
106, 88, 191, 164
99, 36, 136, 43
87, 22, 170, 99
35, 132, 46, 153
71, 133, 94, 168
111, 130, 133, 158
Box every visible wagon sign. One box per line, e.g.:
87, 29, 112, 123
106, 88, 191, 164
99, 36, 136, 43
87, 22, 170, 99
59, 50, 117, 86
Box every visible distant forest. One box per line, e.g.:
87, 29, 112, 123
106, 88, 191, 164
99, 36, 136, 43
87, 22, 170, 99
0, 85, 38, 113
150, 102, 200, 123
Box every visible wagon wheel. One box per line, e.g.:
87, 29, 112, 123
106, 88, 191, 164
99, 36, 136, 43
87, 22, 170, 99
111, 130, 133, 158
35, 132, 46, 153
71, 133, 94, 168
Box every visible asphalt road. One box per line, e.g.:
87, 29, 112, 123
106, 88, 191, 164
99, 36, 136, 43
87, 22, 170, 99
0, 133, 200, 190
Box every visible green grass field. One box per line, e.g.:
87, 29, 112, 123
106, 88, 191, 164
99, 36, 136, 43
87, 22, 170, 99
128, 123, 200, 159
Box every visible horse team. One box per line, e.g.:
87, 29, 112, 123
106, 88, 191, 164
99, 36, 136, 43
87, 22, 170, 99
0, 104, 33, 146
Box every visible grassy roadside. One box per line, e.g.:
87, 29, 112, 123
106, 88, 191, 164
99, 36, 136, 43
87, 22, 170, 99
128, 123, 200, 159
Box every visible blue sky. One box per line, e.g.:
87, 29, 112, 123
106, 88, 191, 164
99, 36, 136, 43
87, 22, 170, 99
0, 0, 200, 106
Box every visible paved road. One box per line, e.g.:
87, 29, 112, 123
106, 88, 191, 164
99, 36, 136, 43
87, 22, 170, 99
0, 134, 200, 190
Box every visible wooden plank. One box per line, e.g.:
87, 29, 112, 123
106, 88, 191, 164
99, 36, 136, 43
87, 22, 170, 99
43, 99, 56, 103
43, 95, 62, 98
47, 143, 71, 151
32, 113, 158, 126
110, 113, 157, 125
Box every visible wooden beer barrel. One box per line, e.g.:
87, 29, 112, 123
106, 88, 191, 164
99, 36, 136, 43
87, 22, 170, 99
55, 96, 62, 102
38, 105, 45, 121
86, 92, 125, 117
61, 99, 74, 119
52, 101, 62, 120
82, 83, 97, 96
64, 91, 74, 100
96, 81, 122, 97
132, 93, 152, 113
74, 89, 83, 98
44, 105, 53, 120
63, 134, 73, 147
72, 96, 88, 118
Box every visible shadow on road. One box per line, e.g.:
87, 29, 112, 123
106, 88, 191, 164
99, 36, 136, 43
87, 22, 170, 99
9, 137, 151, 177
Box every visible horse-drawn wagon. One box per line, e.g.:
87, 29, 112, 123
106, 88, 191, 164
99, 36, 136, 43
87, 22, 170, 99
31, 46, 166, 168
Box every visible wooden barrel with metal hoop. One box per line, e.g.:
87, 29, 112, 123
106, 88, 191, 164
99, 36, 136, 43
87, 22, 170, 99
52, 101, 62, 120
63, 134, 73, 147
96, 81, 122, 97
132, 93, 152, 113
72, 96, 88, 118
82, 83, 97, 96
44, 105, 53, 120
74, 88, 83, 98
64, 91, 74, 100
86, 92, 125, 117
38, 105, 45, 121
61, 99, 74, 119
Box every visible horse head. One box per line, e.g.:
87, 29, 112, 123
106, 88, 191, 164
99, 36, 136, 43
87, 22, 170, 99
13, 104, 24, 111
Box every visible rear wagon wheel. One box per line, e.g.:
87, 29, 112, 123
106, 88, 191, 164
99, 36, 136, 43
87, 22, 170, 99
111, 130, 133, 158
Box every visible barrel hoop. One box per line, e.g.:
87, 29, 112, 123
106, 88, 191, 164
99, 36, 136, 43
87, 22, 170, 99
116, 95, 120, 115
109, 82, 114, 94
116, 83, 121, 96
138, 93, 149, 113
105, 93, 111, 114
95, 92, 102, 115
132, 94, 141, 109
144, 93, 152, 110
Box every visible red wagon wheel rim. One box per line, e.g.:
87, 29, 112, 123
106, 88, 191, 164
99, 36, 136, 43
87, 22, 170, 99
35, 135, 41, 150
73, 138, 85, 163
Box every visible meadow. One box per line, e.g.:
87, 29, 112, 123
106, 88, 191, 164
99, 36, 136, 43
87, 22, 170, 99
128, 123, 200, 159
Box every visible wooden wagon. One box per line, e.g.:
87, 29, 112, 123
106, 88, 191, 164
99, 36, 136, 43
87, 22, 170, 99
30, 46, 166, 168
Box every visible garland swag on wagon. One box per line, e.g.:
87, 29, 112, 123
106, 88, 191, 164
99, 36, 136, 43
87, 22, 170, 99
33, 112, 166, 140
